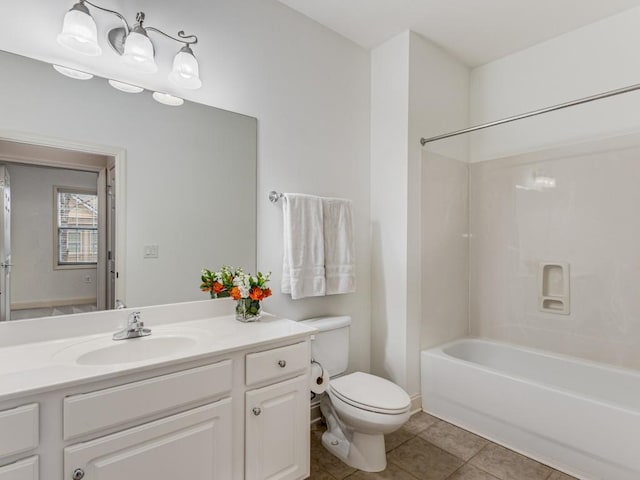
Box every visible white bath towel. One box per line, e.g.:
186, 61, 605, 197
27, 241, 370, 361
323, 197, 356, 295
281, 193, 326, 299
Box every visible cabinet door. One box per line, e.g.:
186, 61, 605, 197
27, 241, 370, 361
246, 375, 309, 480
65, 399, 231, 480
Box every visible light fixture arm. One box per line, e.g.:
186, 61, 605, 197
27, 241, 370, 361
145, 27, 199, 46
81, 0, 130, 35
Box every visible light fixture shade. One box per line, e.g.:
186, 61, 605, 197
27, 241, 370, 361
53, 64, 94, 80
152, 92, 184, 106
168, 46, 202, 90
122, 27, 158, 73
57, 3, 102, 56
108, 79, 144, 93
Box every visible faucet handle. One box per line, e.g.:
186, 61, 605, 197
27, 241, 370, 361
128, 311, 142, 325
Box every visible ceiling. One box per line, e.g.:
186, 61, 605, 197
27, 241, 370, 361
277, 0, 640, 66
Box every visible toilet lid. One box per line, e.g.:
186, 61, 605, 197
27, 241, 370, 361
330, 372, 411, 414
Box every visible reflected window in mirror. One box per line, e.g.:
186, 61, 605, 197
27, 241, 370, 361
55, 187, 99, 267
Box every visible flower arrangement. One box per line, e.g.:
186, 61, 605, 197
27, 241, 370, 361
200, 266, 272, 321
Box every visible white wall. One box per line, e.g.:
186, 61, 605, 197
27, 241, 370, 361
9, 164, 98, 307
370, 31, 410, 389
0, 0, 371, 373
470, 6, 640, 162
370, 31, 469, 396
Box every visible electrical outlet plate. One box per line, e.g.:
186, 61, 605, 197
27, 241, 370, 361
143, 245, 159, 259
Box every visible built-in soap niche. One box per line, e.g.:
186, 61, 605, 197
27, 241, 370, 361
538, 262, 570, 315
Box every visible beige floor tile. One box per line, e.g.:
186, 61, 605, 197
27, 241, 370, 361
346, 462, 418, 479
445, 464, 500, 480
402, 411, 440, 435
468, 444, 552, 480
419, 421, 488, 461
309, 469, 339, 480
547, 471, 578, 480
385, 427, 415, 452
388, 437, 463, 480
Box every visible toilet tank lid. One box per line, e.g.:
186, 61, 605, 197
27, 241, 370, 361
300, 315, 351, 331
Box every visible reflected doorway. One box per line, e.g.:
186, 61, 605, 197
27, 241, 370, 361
0, 139, 117, 320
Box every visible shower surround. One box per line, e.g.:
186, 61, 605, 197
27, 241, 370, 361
468, 134, 640, 370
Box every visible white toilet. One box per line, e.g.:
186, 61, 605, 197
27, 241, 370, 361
302, 316, 411, 472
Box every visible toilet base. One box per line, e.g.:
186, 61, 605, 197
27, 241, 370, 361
320, 396, 388, 472
322, 430, 387, 472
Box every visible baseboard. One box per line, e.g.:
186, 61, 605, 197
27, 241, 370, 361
410, 393, 422, 414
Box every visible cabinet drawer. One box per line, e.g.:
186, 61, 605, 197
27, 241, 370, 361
246, 342, 309, 386
0, 456, 38, 480
0, 405, 38, 458
64, 360, 232, 440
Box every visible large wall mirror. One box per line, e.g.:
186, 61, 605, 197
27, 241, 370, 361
0, 50, 257, 321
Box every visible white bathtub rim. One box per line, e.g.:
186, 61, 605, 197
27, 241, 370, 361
422, 336, 640, 415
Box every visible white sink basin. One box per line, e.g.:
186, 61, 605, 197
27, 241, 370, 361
54, 328, 208, 366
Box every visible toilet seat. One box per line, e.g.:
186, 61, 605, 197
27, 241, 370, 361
330, 372, 411, 415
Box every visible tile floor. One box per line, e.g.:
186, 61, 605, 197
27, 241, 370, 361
309, 411, 578, 480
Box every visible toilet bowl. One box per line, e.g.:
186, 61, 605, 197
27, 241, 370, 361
301, 316, 411, 472
320, 371, 411, 472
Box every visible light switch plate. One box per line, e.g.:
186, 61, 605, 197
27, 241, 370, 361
143, 245, 159, 259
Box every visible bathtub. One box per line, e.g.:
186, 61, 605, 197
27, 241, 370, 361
421, 338, 640, 480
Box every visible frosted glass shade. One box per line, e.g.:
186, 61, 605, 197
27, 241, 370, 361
168, 47, 202, 90
53, 65, 93, 80
122, 29, 158, 73
57, 5, 102, 56
108, 80, 144, 93
152, 92, 184, 106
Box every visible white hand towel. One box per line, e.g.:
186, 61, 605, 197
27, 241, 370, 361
323, 197, 356, 295
281, 193, 326, 299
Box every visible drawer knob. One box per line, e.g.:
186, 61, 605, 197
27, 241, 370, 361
252, 407, 262, 416
72, 469, 85, 480
278, 360, 287, 368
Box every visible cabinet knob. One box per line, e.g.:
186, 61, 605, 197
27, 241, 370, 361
278, 360, 287, 368
252, 407, 262, 416
72, 469, 85, 480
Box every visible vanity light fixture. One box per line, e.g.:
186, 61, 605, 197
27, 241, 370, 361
57, 1, 202, 89
152, 92, 184, 106
108, 80, 144, 94
52, 64, 94, 80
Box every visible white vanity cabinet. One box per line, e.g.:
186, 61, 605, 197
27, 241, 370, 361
0, 308, 314, 480
245, 342, 310, 480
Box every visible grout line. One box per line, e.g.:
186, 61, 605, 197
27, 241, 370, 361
387, 459, 421, 480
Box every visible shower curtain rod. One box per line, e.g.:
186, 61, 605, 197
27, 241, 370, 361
420, 81, 640, 146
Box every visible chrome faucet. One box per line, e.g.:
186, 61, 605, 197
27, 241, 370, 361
113, 311, 152, 340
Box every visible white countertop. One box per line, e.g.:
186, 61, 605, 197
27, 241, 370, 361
0, 305, 316, 403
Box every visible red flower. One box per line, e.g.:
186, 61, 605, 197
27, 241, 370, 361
212, 282, 225, 294
263, 288, 272, 298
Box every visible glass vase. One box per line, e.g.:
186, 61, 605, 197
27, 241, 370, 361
236, 298, 262, 322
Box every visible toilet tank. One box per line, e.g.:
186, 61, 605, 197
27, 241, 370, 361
300, 316, 351, 377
